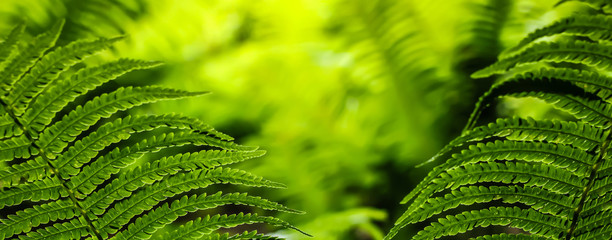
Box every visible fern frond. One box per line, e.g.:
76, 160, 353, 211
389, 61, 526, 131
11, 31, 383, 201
224, 231, 285, 240
113, 193, 301, 240
572, 209, 612, 237
70, 136, 259, 197
36, 86, 207, 158
472, 41, 612, 78
0, 157, 48, 186
574, 227, 612, 240
0, 177, 64, 208
0, 134, 36, 161
0, 113, 22, 138
21, 58, 162, 133
390, 185, 574, 239
504, 15, 612, 56
403, 185, 574, 224
0, 199, 76, 239
413, 207, 565, 240
161, 215, 297, 240
19, 217, 89, 240
423, 117, 605, 166
404, 140, 594, 204
401, 161, 584, 219
0, 20, 64, 95
92, 168, 284, 237
466, 68, 612, 130
590, 174, 612, 196
581, 191, 612, 218
389, 2, 612, 239
67, 131, 255, 197
556, 0, 612, 12
5, 36, 123, 116
0, 22, 26, 63
1, 0, 148, 43
226, 231, 285, 240
80, 149, 265, 214
0, 21, 302, 239
53, 114, 231, 179
188, 231, 284, 240
472, 234, 550, 240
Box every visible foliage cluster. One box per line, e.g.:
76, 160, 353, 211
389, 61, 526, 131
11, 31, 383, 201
1, 0, 611, 239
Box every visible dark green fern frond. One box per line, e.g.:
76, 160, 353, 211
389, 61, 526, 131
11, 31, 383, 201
420, 116, 606, 167
5, 36, 124, 116
0, 22, 26, 63
0, 22, 304, 240
504, 15, 612, 55
0, 20, 64, 95
22, 59, 164, 134
472, 40, 612, 78
466, 68, 612, 130
388, 2, 612, 239
556, 0, 612, 13
166, 226, 285, 240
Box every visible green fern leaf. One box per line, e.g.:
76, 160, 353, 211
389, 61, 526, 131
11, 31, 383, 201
0, 21, 304, 240
113, 193, 301, 240
0, 134, 36, 160
466, 68, 612, 130
0, 200, 76, 239
5, 36, 123, 116
0, 20, 64, 94
422, 117, 605, 167
403, 185, 574, 224
388, 2, 612, 239
53, 114, 233, 180
0, 157, 48, 186
20, 217, 89, 240
472, 41, 612, 78
92, 168, 285, 238
556, 0, 612, 12
0, 177, 64, 208
0, 113, 22, 138
503, 15, 612, 56
161, 215, 298, 240
79, 149, 264, 214
413, 207, 566, 240
36, 86, 207, 158
473, 234, 550, 240
67, 136, 261, 197
403, 140, 593, 205
0, 22, 26, 63
21, 58, 161, 133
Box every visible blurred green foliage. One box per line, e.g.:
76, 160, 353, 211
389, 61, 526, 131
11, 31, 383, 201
0, 0, 586, 239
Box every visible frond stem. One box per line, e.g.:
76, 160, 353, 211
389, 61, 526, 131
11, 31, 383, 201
565, 131, 611, 239
0, 101, 103, 240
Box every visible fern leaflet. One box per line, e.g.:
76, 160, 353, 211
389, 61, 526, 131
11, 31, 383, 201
387, 1, 612, 239
0, 21, 306, 240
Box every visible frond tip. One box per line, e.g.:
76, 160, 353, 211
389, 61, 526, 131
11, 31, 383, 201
0, 20, 304, 239
388, 2, 612, 239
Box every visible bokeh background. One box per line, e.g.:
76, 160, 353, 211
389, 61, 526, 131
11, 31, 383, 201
0, 0, 588, 239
